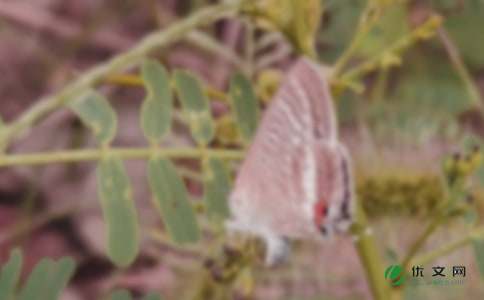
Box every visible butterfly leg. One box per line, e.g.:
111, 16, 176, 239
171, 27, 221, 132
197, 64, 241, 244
263, 233, 290, 266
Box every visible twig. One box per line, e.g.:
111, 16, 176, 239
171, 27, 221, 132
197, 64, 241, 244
339, 14, 442, 82
186, 30, 248, 74
0, 147, 244, 167
0, 1, 240, 148
412, 226, 484, 266
400, 214, 446, 270
437, 27, 483, 110
331, 2, 381, 77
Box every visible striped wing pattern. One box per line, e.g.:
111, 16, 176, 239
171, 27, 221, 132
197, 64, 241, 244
229, 58, 343, 239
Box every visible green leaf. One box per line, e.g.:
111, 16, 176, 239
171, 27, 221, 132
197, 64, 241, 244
472, 238, 484, 278
97, 157, 139, 267
18, 256, 76, 300
0, 249, 22, 300
140, 60, 173, 144
142, 292, 162, 300
147, 158, 200, 244
229, 73, 259, 142
69, 90, 117, 145
43, 257, 76, 300
173, 70, 214, 145
110, 289, 132, 300
18, 259, 52, 300
203, 158, 231, 221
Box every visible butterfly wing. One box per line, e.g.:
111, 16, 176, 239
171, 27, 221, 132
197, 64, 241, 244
229, 58, 338, 238
257, 57, 337, 148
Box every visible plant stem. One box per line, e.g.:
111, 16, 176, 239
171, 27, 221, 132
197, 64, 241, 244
331, 3, 379, 78
186, 30, 248, 75
340, 15, 442, 82
351, 201, 390, 300
413, 226, 484, 266
400, 214, 446, 270
0, 1, 240, 148
437, 27, 483, 111
0, 147, 244, 167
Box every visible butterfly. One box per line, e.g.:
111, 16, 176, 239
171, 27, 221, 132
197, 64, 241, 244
226, 57, 354, 265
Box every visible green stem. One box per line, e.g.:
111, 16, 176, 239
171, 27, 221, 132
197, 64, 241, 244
413, 226, 484, 266
0, 147, 244, 167
400, 214, 446, 271
186, 30, 248, 74
340, 15, 442, 82
0, 1, 240, 148
331, 3, 379, 78
437, 27, 483, 111
351, 201, 390, 300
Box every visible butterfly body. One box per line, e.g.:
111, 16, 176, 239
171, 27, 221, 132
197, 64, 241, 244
227, 58, 354, 265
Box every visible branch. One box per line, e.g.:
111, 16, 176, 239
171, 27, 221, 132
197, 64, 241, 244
412, 226, 484, 266
400, 214, 446, 270
0, 147, 244, 167
437, 27, 483, 111
331, 2, 381, 78
0, 1, 240, 148
186, 30, 248, 75
339, 14, 442, 82
351, 201, 390, 300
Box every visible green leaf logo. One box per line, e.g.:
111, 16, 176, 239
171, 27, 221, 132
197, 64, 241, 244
384, 265, 405, 287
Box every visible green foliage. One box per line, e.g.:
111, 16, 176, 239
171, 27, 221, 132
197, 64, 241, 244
0, 249, 165, 300
229, 73, 260, 143
473, 238, 484, 278
173, 70, 214, 145
147, 158, 200, 244
109, 290, 163, 300
366, 49, 472, 143
69, 90, 117, 145
319, 0, 366, 62
141, 60, 173, 144
110, 290, 132, 300
0, 249, 22, 300
17, 256, 75, 300
97, 157, 139, 267
443, 0, 484, 68
358, 3, 409, 57
358, 175, 443, 217
242, 0, 322, 56
203, 158, 231, 221
143, 292, 163, 300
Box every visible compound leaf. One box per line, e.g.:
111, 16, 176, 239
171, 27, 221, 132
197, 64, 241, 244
140, 60, 173, 144
69, 90, 117, 145
229, 73, 259, 142
147, 158, 200, 244
0, 249, 22, 300
173, 70, 214, 146
203, 158, 231, 221
97, 157, 139, 267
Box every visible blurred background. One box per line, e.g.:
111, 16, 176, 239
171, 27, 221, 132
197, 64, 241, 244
0, 0, 483, 299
